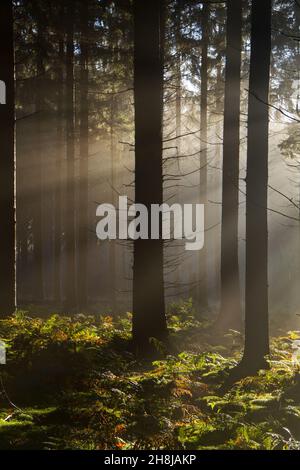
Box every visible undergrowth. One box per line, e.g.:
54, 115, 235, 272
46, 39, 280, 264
0, 300, 300, 450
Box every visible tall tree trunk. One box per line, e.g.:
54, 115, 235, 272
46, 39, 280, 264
64, 0, 77, 310
0, 0, 15, 315
54, 30, 65, 305
242, 0, 272, 372
109, 95, 117, 313
32, 14, 45, 303
174, 0, 182, 295
198, 3, 209, 310
296, 0, 300, 310
218, 0, 242, 332
175, 1, 182, 157
210, 58, 222, 311
132, 0, 167, 351
77, 1, 89, 310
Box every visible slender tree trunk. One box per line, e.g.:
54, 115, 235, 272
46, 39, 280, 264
78, 1, 89, 310
175, 1, 182, 158
218, 0, 242, 332
210, 59, 222, 310
64, 0, 77, 310
295, 0, 300, 310
174, 0, 182, 295
198, 3, 209, 309
175, 70, 182, 156
109, 96, 117, 313
132, 0, 168, 351
242, 0, 272, 372
0, 0, 15, 315
32, 16, 45, 303
54, 32, 64, 305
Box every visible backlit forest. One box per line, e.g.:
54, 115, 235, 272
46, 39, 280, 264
0, 0, 300, 451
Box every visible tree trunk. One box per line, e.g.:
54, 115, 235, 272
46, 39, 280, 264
109, 95, 117, 313
54, 25, 65, 306
174, 0, 182, 295
210, 59, 222, 312
32, 13, 45, 303
0, 0, 15, 315
198, 3, 209, 310
132, 0, 168, 351
64, 0, 77, 310
242, 0, 271, 372
218, 0, 242, 332
77, 1, 89, 311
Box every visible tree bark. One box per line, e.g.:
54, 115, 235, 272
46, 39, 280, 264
54, 30, 64, 306
0, 0, 15, 315
242, 0, 272, 371
109, 95, 117, 313
77, 0, 89, 310
132, 0, 168, 351
198, 3, 209, 310
64, 0, 77, 310
32, 10, 45, 303
175, 0, 182, 295
218, 0, 242, 332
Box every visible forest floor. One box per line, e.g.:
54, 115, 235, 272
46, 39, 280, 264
1, 300, 300, 450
